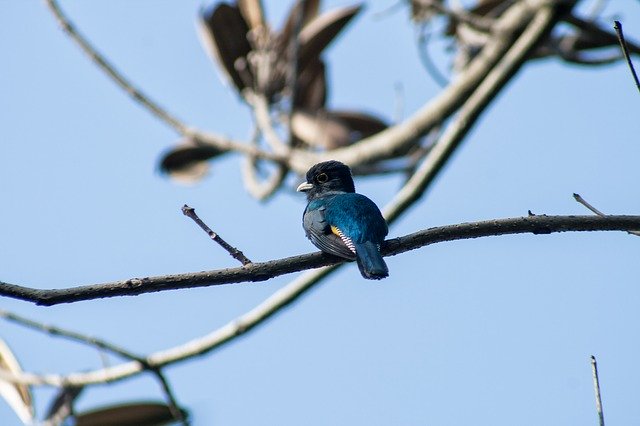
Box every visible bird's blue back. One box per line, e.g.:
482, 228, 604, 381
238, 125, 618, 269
307, 193, 388, 243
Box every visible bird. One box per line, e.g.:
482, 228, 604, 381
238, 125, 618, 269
297, 160, 389, 280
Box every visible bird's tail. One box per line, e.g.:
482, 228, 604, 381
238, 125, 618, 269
354, 241, 388, 280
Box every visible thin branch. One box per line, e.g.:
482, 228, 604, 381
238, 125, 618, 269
182, 205, 252, 265
147, 368, 187, 426
573, 193, 640, 236
247, 92, 290, 156
0, 309, 188, 425
613, 20, 640, 93
44, 0, 284, 166
590, 355, 605, 426
573, 193, 606, 216
416, 24, 450, 87
0, 310, 139, 360
44, 0, 188, 134
564, 14, 640, 56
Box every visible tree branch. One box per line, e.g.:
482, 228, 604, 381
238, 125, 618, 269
182, 205, 253, 265
44, 0, 188, 134
0, 309, 188, 425
1, 214, 638, 387
0, 215, 638, 308
288, 0, 561, 172
614, 20, 640, 93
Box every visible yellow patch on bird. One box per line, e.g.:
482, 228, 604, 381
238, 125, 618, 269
331, 225, 357, 254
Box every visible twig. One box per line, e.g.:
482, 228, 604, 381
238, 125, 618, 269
0, 309, 139, 360
44, 0, 188, 134
573, 193, 640, 236
416, 24, 449, 87
182, 205, 252, 265
573, 193, 605, 216
147, 368, 188, 425
591, 355, 605, 426
247, 92, 290, 156
613, 20, 640, 93
0, 309, 188, 425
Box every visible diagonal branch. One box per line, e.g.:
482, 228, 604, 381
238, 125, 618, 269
44, 0, 282, 165
614, 20, 640, 93
44, 0, 188, 134
182, 204, 253, 265
288, 0, 563, 172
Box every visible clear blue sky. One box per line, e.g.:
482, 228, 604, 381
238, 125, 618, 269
1, 1, 639, 425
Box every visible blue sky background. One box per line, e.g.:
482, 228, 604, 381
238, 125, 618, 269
1, 1, 639, 425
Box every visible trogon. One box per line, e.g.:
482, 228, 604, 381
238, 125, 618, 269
297, 160, 389, 280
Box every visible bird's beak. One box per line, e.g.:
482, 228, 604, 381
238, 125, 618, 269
296, 182, 313, 192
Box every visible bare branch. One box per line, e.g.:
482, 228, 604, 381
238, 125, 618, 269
0, 310, 138, 360
613, 20, 640, 93
573, 193, 606, 216
0, 215, 639, 308
44, 0, 188, 134
182, 205, 253, 265
0, 310, 188, 425
573, 193, 640, 236
590, 355, 605, 426
0, 215, 639, 387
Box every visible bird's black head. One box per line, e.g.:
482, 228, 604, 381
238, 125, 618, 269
297, 160, 355, 200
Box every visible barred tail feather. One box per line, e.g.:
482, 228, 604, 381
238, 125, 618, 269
354, 242, 388, 280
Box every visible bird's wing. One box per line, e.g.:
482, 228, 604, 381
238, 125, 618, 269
303, 206, 357, 260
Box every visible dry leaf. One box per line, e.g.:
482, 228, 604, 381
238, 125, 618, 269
0, 338, 34, 424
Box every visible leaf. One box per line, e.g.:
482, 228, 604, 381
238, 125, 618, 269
75, 402, 187, 426
0, 338, 34, 424
291, 109, 389, 149
291, 109, 352, 149
298, 4, 363, 72
329, 110, 388, 138
279, 0, 320, 48
159, 143, 224, 183
294, 57, 327, 109
197, 3, 254, 92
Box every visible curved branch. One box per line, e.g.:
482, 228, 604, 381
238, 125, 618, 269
0, 215, 638, 308
44, 0, 188, 134
44, 0, 283, 165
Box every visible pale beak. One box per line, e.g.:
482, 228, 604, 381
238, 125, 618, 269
296, 182, 313, 192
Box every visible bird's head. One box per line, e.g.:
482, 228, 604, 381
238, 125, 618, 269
297, 160, 356, 200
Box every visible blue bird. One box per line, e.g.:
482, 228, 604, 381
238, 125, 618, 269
297, 160, 389, 280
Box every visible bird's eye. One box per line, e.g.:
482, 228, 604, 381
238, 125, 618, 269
316, 173, 328, 183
